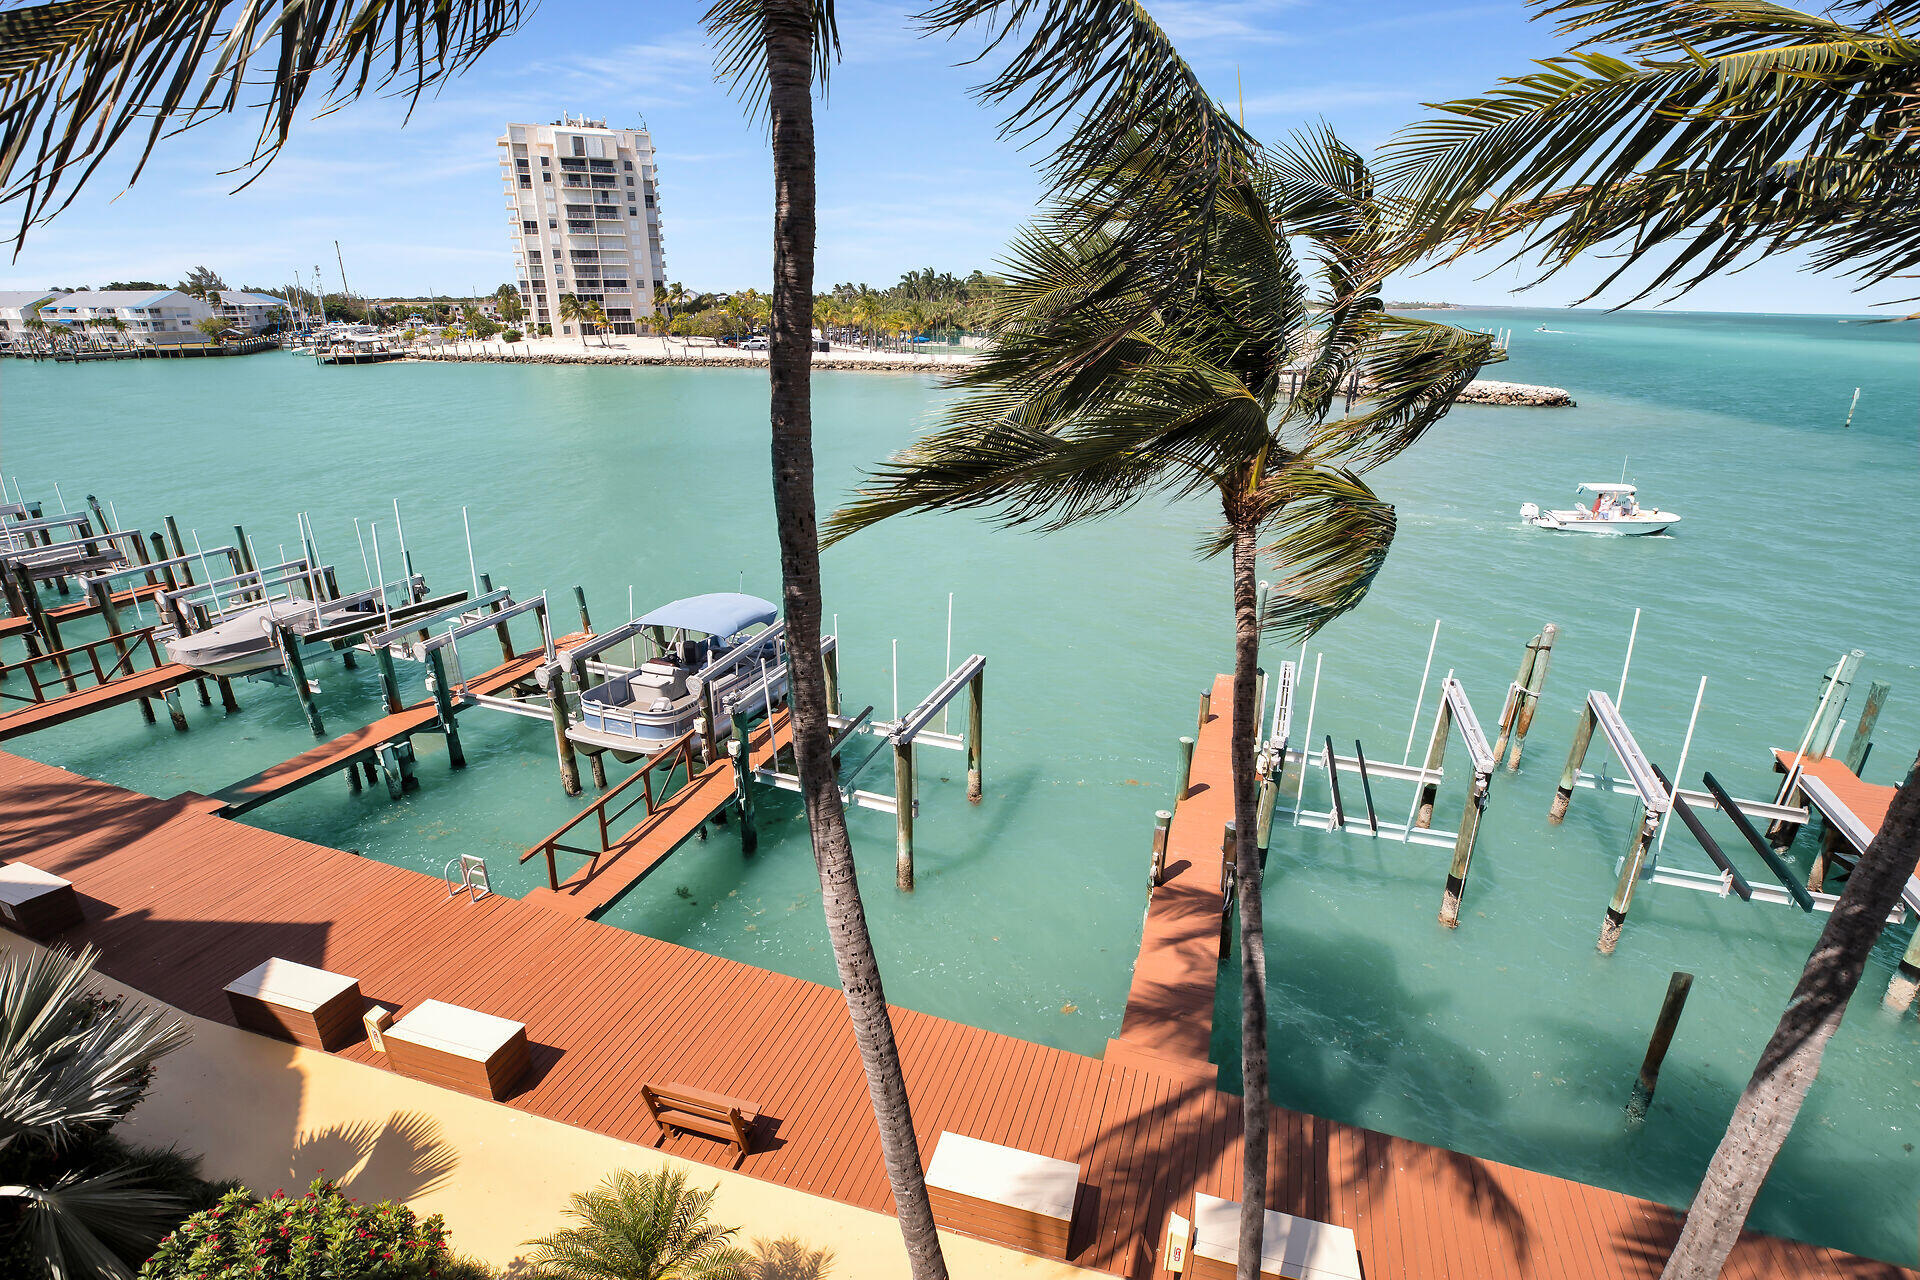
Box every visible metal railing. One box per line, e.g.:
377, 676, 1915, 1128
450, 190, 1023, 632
521, 729, 701, 891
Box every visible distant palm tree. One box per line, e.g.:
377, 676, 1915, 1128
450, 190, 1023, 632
828, 123, 1498, 1276
0, 944, 192, 1279
587, 301, 613, 347
523, 1167, 747, 1280
558, 294, 593, 349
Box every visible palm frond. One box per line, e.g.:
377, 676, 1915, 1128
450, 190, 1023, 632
0, 0, 528, 251
1306, 316, 1503, 468
1383, 0, 1920, 301
704, 0, 841, 122
1253, 467, 1397, 644
3, 1164, 185, 1280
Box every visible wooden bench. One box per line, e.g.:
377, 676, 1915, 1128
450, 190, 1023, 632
1185, 1193, 1361, 1280
924, 1131, 1079, 1260
383, 1000, 530, 1101
224, 958, 364, 1051
0, 862, 83, 940
640, 1082, 759, 1157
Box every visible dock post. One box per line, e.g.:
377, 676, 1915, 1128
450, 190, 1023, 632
966, 667, 984, 803
215, 676, 239, 713
162, 687, 188, 732
374, 646, 404, 714
1550, 701, 1598, 824
732, 715, 758, 855
1507, 623, 1557, 770
1196, 688, 1212, 738
1414, 699, 1452, 829
1845, 681, 1891, 774
1599, 806, 1661, 955
1440, 768, 1491, 928
1255, 773, 1279, 870
86, 576, 145, 718
164, 516, 187, 559
378, 743, 405, 799
276, 624, 325, 738
1178, 736, 1196, 801
1807, 824, 1843, 894
1218, 821, 1237, 961
573, 585, 591, 634
1627, 971, 1694, 1121
823, 642, 841, 717
1492, 633, 1539, 763
426, 647, 465, 768
1150, 810, 1172, 886
1219, 819, 1237, 896
699, 685, 721, 766
1885, 928, 1920, 1012
895, 741, 916, 891
545, 663, 581, 796
12, 562, 75, 692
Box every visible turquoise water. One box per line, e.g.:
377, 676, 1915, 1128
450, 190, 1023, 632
4, 307, 1917, 1263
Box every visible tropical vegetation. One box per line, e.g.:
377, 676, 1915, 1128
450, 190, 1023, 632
141, 1182, 451, 1280
1387, 3, 1920, 1277
521, 1168, 745, 1280
0, 945, 207, 1280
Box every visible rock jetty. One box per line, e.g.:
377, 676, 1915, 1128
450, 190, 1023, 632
406, 349, 967, 375
1455, 379, 1576, 407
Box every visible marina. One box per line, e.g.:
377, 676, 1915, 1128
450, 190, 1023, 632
2, 306, 1917, 1271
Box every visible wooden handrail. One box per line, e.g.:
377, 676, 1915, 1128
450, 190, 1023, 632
0, 626, 158, 680
521, 729, 702, 891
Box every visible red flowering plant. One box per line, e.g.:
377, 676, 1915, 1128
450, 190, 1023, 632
140, 1181, 451, 1280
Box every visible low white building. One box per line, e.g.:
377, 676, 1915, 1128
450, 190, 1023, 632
216, 291, 290, 334
36, 290, 215, 345
0, 290, 62, 343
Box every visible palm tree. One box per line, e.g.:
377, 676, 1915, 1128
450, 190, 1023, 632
588, 301, 613, 347
523, 1167, 747, 1280
1, 944, 192, 1279
100, 315, 127, 348
1386, 7, 1920, 1276
2, 2, 1293, 1275
558, 294, 592, 349
498, 289, 525, 328
827, 121, 1497, 1277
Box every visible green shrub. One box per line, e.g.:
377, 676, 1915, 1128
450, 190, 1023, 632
141, 1181, 452, 1280
503, 329, 522, 344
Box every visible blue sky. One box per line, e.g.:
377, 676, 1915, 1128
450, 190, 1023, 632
0, 0, 1898, 314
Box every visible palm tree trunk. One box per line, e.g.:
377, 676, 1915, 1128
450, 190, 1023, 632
762, 7, 949, 1278
1230, 517, 1269, 1279
1661, 754, 1920, 1279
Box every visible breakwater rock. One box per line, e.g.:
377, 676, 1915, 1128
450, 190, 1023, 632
1456, 379, 1576, 407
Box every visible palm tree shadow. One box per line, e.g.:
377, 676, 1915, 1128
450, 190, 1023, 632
744, 1236, 835, 1279
287, 1110, 458, 1200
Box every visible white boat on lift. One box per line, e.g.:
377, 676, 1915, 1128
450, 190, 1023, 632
571, 593, 789, 759
1520, 483, 1680, 536
166, 593, 382, 678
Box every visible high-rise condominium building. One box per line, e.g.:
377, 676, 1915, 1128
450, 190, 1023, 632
499, 116, 665, 336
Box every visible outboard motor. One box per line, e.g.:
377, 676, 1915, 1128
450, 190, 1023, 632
1519, 502, 1541, 523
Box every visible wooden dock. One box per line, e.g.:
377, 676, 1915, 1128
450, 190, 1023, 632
210, 646, 557, 816
0, 662, 197, 742
0, 714, 1909, 1277
522, 710, 793, 919
0, 582, 167, 643
1105, 674, 1233, 1084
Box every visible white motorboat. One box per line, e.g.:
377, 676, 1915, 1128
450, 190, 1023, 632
166, 594, 381, 678
572, 593, 789, 757
1521, 483, 1680, 536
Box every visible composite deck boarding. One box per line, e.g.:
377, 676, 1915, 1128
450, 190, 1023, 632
0, 745, 1908, 1278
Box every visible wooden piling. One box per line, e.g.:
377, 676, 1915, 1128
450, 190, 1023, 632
733, 714, 758, 855
1178, 736, 1196, 801
1807, 823, 1842, 895
1550, 701, 1597, 824
426, 647, 465, 768
588, 750, 608, 790
1414, 699, 1452, 829
164, 516, 187, 560
966, 668, 984, 803
276, 625, 325, 738
894, 741, 916, 891
1255, 774, 1279, 870
1507, 623, 1557, 770
1217, 820, 1237, 962
1196, 688, 1212, 738
573, 584, 592, 633
698, 685, 721, 766
1150, 810, 1172, 886
215, 676, 239, 713
1885, 927, 1920, 1012
1219, 819, 1237, 896
375, 646, 404, 714
822, 642, 841, 718
162, 687, 188, 732
1844, 680, 1891, 775
1599, 807, 1661, 955
1439, 770, 1491, 928
1493, 637, 1535, 764
545, 663, 581, 796
1627, 971, 1694, 1120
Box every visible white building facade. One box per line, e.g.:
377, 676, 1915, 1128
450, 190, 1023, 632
498, 116, 666, 335
35, 290, 215, 345
215, 291, 290, 334
0, 291, 60, 341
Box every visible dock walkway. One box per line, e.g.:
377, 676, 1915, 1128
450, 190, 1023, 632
0, 717, 1906, 1277
0, 662, 196, 742
522, 711, 792, 919
210, 646, 556, 816
0, 582, 168, 643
